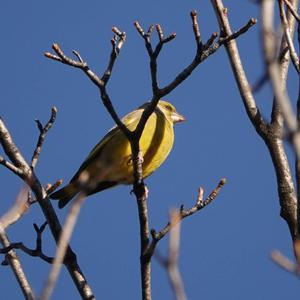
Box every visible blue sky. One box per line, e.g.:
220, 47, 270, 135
1, 1, 299, 299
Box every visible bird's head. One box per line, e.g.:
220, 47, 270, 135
157, 100, 185, 124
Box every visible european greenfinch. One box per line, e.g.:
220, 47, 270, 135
51, 100, 185, 208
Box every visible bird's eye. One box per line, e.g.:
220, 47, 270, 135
165, 105, 173, 111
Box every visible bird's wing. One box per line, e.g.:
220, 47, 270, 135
70, 108, 143, 183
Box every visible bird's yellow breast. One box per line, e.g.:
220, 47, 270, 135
89, 109, 174, 184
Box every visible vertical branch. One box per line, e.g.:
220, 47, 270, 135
135, 183, 151, 300
40, 192, 86, 300
210, 1, 265, 134
166, 211, 187, 300
296, 22, 300, 205
262, 0, 300, 237
272, 0, 299, 124
210, 0, 298, 240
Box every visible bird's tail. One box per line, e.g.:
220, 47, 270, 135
50, 183, 78, 209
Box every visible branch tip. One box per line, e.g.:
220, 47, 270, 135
34, 119, 43, 132
197, 187, 204, 203
44, 52, 53, 58
219, 178, 227, 185
112, 26, 123, 37
134, 21, 145, 36
190, 10, 197, 18
250, 18, 257, 25
52, 43, 60, 52
147, 24, 155, 35
156, 24, 163, 41
51, 106, 58, 114
72, 50, 84, 63
165, 33, 177, 43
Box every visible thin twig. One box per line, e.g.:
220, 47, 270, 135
271, 250, 300, 276
220, 18, 257, 44
0, 222, 53, 264
283, 0, 300, 22
251, 71, 268, 93
149, 179, 226, 250
31, 107, 57, 168
190, 10, 202, 48
45, 38, 130, 138
0, 118, 30, 175
45, 179, 63, 195
279, 0, 300, 73
0, 156, 23, 176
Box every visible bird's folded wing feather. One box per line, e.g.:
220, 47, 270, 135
70, 108, 143, 183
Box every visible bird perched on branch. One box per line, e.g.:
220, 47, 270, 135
50, 100, 185, 208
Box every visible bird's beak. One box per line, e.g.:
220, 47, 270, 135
171, 112, 186, 123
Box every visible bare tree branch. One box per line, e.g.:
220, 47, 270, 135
279, 0, 300, 73
149, 179, 226, 256
0, 226, 35, 300
271, 249, 300, 276
262, 0, 300, 238
31, 107, 57, 168
45, 9, 251, 299
211, 0, 299, 241
0, 118, 95, 299
0, 156, 23, 176
45, 33, 130, 138
283, 0, 300, 22
0, 189, 35, 299
0, 187, 30, 229
0, 222, 53, 264
211, 1, 267, 135
40, 191, 86, 300
156, 210, 187, 300
45, 179, 63, 195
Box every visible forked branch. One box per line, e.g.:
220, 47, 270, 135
0, 115, 95, 299
45, 9, 252, 300
148, 179, 226, 257
0, 222, 53, 264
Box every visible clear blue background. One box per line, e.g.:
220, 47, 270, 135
0, 1, 299, 299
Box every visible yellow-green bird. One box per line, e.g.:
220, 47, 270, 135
51, 100, 185, 208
